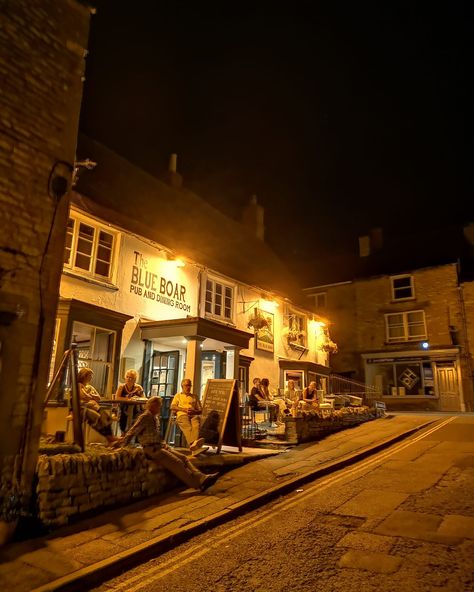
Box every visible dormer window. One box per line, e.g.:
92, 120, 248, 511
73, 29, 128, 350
391, 275, 414, 301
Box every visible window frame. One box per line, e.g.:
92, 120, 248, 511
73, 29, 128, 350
64, 212, 118, 283
315, 292, 327, 309
390, 274, 415, 301
204, 276, 235, 322
287, 309, 307, 347
385, 310, 427, 343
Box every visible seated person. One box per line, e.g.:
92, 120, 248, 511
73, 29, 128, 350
115, 369, 145, 435
115, 397, 219, 491
261, 377, 289, 421
248, 377, 279, 423
77, 367, 119, 444
170, 379, 207, 454
300, 381, 320, 411
284, 379, 301, 413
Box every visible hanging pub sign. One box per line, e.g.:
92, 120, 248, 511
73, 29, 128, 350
248, 308, 274, 353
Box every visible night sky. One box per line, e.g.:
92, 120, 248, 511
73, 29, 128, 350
80, 1, 473, 269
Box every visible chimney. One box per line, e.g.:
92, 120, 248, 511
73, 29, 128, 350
164, 153, 183, 189
242, 194, 265, 241
359, 227, 383, 257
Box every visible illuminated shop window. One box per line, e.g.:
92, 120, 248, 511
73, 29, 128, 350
385, 310, 427, 342
64, 214, 116, 281
205, 278, 234, 321
390, 275, 415, 301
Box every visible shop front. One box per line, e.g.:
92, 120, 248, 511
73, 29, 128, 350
363, 348, 464, 412
140, 317, 252, 433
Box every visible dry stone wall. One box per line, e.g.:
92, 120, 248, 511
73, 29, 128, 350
36, 448, 177, 527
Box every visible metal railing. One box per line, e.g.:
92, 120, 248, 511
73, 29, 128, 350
327, 374, 381, 406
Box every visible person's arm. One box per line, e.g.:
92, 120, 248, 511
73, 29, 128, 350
190, 395, 202, 415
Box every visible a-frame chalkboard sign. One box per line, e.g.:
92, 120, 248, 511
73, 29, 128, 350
199, 379, 242, 453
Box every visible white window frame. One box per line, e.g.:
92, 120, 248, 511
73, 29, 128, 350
287, 309, 307, 347
64, 212, 118, 282
390, 274, 415, 301
385, 310, 427, 343
315, 292, 327, 308
204, 276, 235, 322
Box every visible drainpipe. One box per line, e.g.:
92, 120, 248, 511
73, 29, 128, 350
457, 284, 471, 412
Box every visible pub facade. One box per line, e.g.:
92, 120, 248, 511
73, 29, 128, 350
45, 137, 332, 432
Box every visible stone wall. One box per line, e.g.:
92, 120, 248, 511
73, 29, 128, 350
35, 448, 177, 527
0, 0, 91, 523
284, 408, 374, 444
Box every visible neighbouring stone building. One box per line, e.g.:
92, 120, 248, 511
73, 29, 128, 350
0, 0, 91, 528
44, 136, 334, 437
304, 228, 474, 412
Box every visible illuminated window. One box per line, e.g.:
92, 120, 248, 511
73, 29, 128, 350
287, 311, 307, 346
205, 278, 233, 321
64, 214, 116, 281
385, 310, 427, 342
391, 275, 414, 301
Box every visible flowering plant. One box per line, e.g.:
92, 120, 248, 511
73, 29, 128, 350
319, 340, 338, 354
247, 310, 269, 331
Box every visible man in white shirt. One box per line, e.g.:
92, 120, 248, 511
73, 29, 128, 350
171, 379, 207, 454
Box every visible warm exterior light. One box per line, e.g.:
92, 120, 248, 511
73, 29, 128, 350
260, 298, 278, 310
175, 258, 185, 268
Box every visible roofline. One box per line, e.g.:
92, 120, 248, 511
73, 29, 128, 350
303, 280, 353, 291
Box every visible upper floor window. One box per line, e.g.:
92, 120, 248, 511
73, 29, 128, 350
205, 278, 233, 321
64, 215, 116, 281
385, 310, 427, 342
287, 311, 307, 346
391, 275, 415, 301
315, 293, 327, 308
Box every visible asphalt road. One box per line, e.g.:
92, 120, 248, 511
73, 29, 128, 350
93, 415, 474, 592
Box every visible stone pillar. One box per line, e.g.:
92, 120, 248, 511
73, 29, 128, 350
185, 337, 205, 398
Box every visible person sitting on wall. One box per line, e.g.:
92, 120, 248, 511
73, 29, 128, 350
261, 377, 289, 421
170, 379, 208, 455
77, 367, 119, 444
300, 381, 320, 411
113, 397, 219, 491
115, 369, 145, 435
248, 377, 279, 424
284, 379, 301, 414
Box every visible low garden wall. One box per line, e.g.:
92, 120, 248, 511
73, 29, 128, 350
35, 447, 178, 527
284, 406, 375, 444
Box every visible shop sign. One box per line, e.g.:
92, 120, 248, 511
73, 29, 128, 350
367, 356, 425, 364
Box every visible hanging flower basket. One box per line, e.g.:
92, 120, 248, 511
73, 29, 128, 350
247, 310, 269, 331
319, 340, 338, 354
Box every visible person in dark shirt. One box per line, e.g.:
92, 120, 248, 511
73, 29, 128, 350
115, 396, 219, 491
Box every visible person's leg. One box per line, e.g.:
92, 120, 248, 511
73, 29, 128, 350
144, 444, 203, 489
119, 405, 128, 433
176, 414, 193, 447
189, 415, 201, 444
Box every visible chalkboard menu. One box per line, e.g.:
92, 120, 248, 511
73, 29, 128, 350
200, 379, 242, 453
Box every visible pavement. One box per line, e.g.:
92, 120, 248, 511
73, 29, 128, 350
0, 413, 439, 592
